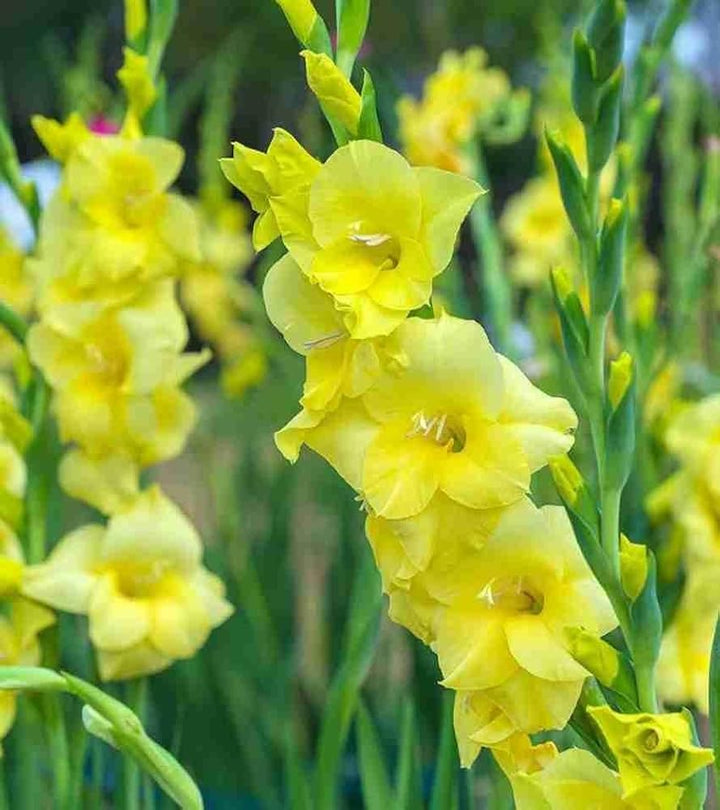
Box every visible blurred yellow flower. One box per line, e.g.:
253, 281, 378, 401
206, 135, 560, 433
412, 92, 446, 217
588, 706, 713, 799
501, 175, 574, 287
220, 128, 321, 251
32, 113, 90, 165
397, 48, 513, 174
23, 486, 233, 681
275, 140, 482, 339
279, 314, 576, 519
28, 281, 208, 465
0, 229, 33, 368
117, 48, 157, 136
30, 131, 201, 311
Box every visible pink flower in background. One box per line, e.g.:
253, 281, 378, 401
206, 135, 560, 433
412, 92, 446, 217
88, 115, 120, 135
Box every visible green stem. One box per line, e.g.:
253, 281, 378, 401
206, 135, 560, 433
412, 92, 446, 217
601, 487, 621, 577
0, 302, 28, 345
635, 660, 658, 713
470, 142, 513, 356
43, 693, 72, 810
123, 678, 149, 810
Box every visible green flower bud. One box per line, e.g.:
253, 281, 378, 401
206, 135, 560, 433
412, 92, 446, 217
629, 552, 663, 677
587, 0, 627, 84
550, 267, 590, 388
606, 352, 635, 490
593, 197, 628, 315
545, 130, 593, 240
358, 70, 383, 142
587, 66, 624, 172
336, 0, 370, 75
572, 30, 600, 124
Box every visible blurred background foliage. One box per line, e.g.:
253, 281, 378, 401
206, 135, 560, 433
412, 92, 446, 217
2, 0, 719, 807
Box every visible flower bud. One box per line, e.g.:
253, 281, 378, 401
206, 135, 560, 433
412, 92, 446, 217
572, 30, 600, 124
608, 351, 633, 411
565, 627, 618, 685
274, 0, 332, 56
634, 290, 656, 330
619, 534, 648, 602
593, 197, 628, 315
124, 0, 148, 45
118, 48, 157, 134
545, 130, 593, 240
336, 0, 371, 75
588, 66, 624, 172
587, 0, 626, 84
550, 267, 590, 388
549, 454, 583, 507
302, 51, 362, 136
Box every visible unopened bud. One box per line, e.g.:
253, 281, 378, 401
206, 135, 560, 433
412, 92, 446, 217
608, 352, 633, 410
619, 534, 648, 601
302, 51, 362, 135
565, 627, 619, 686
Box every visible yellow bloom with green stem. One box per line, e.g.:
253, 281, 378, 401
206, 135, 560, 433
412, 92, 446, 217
23, 486, 233, 681
273, 140, 482, 339
278, 313, 577, 519
588, 706, 713, 799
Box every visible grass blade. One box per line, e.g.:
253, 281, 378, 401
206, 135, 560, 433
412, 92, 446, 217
356, 699, 392, 810
429, 693, 458, 810
395, 698, 423, 810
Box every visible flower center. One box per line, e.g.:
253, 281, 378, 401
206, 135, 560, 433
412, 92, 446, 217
407, 411, 466, 452
479, 576, 544, 614
114, 561, 171, 599
642, 729, 660, 752
348, 222, 400, 270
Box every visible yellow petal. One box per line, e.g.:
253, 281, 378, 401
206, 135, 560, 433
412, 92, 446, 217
89, 574, 151, 651
309, 140, 422, 247
59, 450, 139, 515
97, 642, 171, 682
504, 615, 589, 682
414, 166, 483, 271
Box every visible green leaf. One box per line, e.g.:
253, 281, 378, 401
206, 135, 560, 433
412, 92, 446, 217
313, 556, 382, 810
147, 0, 178, 77
709, 616, 720, 795
429, 693, 458, 810
284, 728, 312, 810
357, 70, 383, 142
335, 0, 370, 76
395, 699, 423, 810
356, 700, 393, 810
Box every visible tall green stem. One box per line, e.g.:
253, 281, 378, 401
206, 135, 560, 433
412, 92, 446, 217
470, 141, 513, 356
123, 678, 149, 810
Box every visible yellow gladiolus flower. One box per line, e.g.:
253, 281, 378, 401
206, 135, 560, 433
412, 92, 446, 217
59, 450, 139, 515
664, 395, 720, 497
27, 281, 209, 465
277, 140, 482, 339
23, 486, 233, 681
264, 254, 397, 412
433, 499, 615, 715
279, 314, 577, 519
588, 706, 713, 799
397, 48, 513, 174
220, 128, 321, 251
301, 51, 362, 135
501, 746, 684, 810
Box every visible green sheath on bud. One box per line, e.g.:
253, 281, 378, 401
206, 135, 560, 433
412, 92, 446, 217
566, 628, 638, 710
629, 552, 663, 678
550, 267, 591, 387
572, 30, 600, 124
587, 0, 627, 84
588, 66, 624, 172
358, 70, 383, 143
545, 131, 593, 240
593, 197, 628, 315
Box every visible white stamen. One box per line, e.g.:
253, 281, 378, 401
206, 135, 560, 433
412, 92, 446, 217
350, 232, 392, 247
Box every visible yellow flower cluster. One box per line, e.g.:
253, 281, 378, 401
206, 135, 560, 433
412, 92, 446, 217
20, 51, 232, 680
180, 199, 267, 398
222, 123, 623, 762
649, 396, 720, 711
0, 380, 55, 743
397, 48, 514, 175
